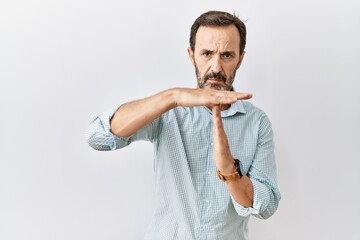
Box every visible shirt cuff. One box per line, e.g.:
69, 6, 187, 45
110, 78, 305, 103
87, 105, 133, 151
104, 106, 136, 150
230, 178, 270, 217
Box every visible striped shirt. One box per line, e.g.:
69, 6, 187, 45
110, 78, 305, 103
86, 100, 281, 240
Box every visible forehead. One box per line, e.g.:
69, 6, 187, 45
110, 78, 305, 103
195, 25, 240, 51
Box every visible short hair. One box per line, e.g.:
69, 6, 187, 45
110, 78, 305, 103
190, 10, 247, 54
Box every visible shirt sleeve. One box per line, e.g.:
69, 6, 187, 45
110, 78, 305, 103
85, 105, 161, 151
231, 113, 281, 219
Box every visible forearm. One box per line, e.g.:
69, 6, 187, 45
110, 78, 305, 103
110, 89, 176, 137
225, 174, 253, 207
217, 159, 254, 207
110, 88, 251, 137
212, 105, 254, 207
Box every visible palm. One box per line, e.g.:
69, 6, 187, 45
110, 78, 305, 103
212, 105, 234, 172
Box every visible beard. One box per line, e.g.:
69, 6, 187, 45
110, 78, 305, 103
195, 64, 236, 91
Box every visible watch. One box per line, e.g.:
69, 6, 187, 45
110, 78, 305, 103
217, 159, 244, 182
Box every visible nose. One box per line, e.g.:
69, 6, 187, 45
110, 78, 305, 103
210, 55, 222, 73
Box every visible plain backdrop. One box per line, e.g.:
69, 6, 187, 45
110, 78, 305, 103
1, 0, 360, 239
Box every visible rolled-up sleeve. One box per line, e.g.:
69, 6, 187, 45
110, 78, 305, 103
231, 114, 281, 219
85, 105, 161, 151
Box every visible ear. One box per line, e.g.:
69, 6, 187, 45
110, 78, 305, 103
236, 51, 246, 70
187, 47, 195, 66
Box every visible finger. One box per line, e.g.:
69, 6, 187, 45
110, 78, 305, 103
236, 92, 253, 100
212, 105, 233, 166
212, 96, 239, 105
212, 105, 225, 137
212, 105, 221, 126
221, 91, 253, 100
209, 92, 252, 105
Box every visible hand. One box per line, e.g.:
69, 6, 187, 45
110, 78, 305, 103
174, 88, 252, 108
212, 104, 254, 207
212, 105, 236, 173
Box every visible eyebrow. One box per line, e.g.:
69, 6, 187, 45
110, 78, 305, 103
200, 49, 236, 55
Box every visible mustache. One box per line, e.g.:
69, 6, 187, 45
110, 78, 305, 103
204, 72, 226, 81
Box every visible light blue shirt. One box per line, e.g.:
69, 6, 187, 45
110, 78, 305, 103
86, 100, 281, 240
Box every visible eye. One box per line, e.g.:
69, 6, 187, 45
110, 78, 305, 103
202, 51, 212, 57
222, 52, 233, 59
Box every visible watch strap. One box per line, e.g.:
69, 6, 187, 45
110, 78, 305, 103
217, 169, 241, 182
217, 159, 243, 182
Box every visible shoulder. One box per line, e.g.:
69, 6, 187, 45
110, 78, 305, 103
240, 101, 273, 127
242, 101, 267, 116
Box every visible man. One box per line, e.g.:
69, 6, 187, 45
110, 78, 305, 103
86, 10, 281, 240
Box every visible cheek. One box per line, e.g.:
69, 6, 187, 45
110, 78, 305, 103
195, 56, 211, 69
195, 64, 210, 77
225, 64, 238, 76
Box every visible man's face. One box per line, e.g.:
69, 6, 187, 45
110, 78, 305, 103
188, 25, 245, 91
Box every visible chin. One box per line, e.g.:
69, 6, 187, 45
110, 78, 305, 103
207, 84, 231, 91
198, 81, 232, 91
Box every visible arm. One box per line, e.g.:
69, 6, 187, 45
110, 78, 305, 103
212, 105, 254, 207
86, 88, 252, 150
212, 106, 280, 218
245, 114, 280, 219
110, 88, 252, 137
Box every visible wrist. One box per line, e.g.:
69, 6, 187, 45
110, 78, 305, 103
160, 88, 179, 109
217, 159, 236, 174
217, 159, 245, 182
167, 88, 182, 108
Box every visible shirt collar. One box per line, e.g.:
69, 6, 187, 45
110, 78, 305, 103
202, 100, 246, 117
221, 100, 246, 117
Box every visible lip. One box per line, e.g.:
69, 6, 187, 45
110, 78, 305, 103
207, 78, 224, 83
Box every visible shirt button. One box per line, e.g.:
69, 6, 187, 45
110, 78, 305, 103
205, 199, 209, 203
208, 171, 212, 174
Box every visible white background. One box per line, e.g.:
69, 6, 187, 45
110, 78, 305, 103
1, 0, 360, 239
